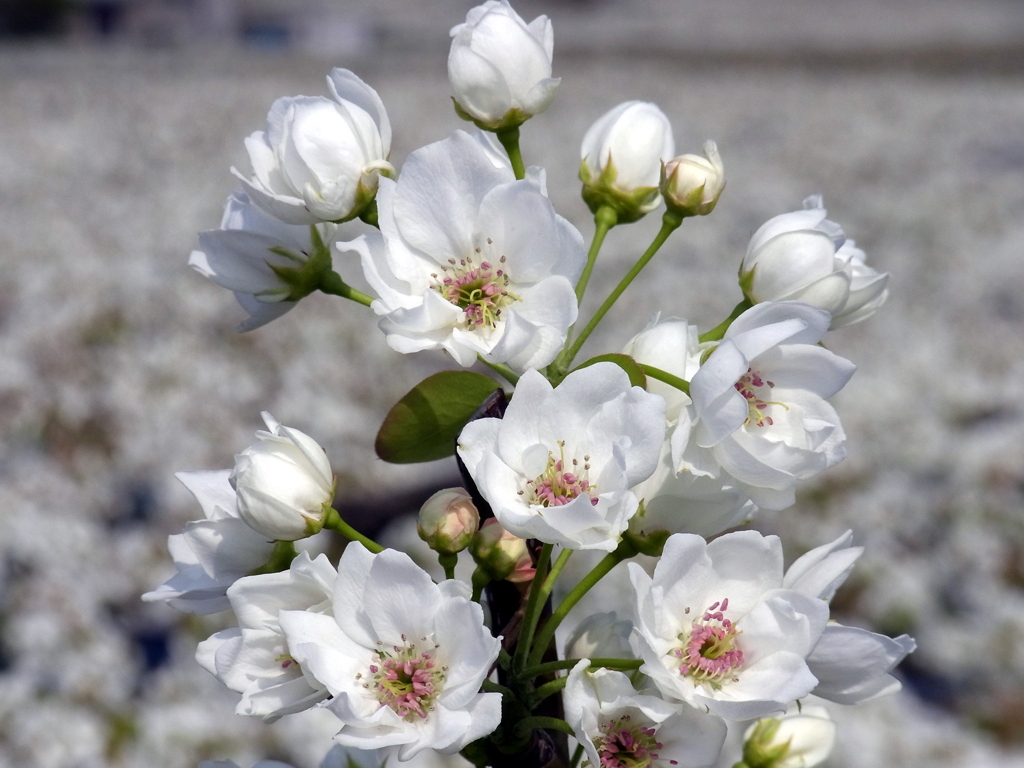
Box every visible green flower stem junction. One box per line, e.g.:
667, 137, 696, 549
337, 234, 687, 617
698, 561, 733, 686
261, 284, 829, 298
322, 507, 383, 553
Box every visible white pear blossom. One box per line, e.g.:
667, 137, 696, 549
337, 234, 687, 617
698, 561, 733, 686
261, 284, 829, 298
458, 363, 666, 551
234, 68, 393, 225
662, 141, 725, 218
279, 544, 502, 759
580, 101, 675, 220
189, 191, 338, 332
143, 470, 273, 614
417, 487, 479, 555
448, 1, 560, 131
231, 412, 335, 541
742, 706, 836, 768
564, 612, 635, 663
564, 662, 727, 768
196, 552, 334, 721
622, 317, 755, 538
785, 532, 916, 704
629, 531, 831, 720
687, 302, 856, 510
740, 196, 889, 328
346, 130, 585, 371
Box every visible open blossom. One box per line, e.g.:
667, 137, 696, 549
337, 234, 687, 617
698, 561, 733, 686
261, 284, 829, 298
580, 101, 675, 221
196, 552, 334, 720
785, 532, 916, 704
346, 130, 585, 371
231, 412, 335, 541
686, 302, 856, 510
448, 1, 559, 131
142, 470, 273, 614
622, 316, 756, 538
458, 363, 666, 551
564, 662, 727, 768
234, 68, 393, 224
190, 191, 338, 332
279, 544, 501, 759
629, 531, 831, 721
740, 196, 889, 328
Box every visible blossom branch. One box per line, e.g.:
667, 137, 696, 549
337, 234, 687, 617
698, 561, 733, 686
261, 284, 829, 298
555, 209, 684, 372
574, 206, 618, 305
698, 298, 753, 343
496, 126, 527, 180
521, 657, 642, 680
318, 270, 375, 307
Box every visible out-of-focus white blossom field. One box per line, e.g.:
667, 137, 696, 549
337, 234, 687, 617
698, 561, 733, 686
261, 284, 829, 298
1, 0, 1024, 765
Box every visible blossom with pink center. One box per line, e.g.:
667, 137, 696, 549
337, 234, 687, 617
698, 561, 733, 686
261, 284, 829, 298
346, 130, 585, 372
278, 543, 501, 759
458, 363, 666, 551
629, 531, 830, 721
685, 301, 856, 511
564, 662, 726, 768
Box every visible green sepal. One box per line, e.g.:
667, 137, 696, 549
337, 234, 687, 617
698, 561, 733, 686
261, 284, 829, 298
580, 158, 661, 223
570, 353, 647, 389
743, 718, 792, 768
266, 225, 333, 302
375, 371, 504, 463
451, 98, 529, 132
738, 264, 757, 304
247, 540, 298, 576
621, 525, 669, 558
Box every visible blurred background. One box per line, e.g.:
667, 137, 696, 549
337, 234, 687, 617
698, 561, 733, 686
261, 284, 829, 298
1, 0, 1023, 766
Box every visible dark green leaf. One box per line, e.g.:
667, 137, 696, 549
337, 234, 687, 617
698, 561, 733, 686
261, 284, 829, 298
375, 371, 504, 464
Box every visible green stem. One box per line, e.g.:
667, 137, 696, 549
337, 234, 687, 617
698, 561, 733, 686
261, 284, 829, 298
698, 298, 753, 343
496, 127, 526, 180
471, 567, 490, 603
481, 678, 516, 698
532, 676, 567, 703
570, 744, 585, 768
247, 539, 298, 575
575, 206, 618, 305
558, 210, 683, 370
527, 539, 637, 668
322, 507, 383, 553
521, 657, 642, 680
479, 357, 520, 386
318, 270, 375, 307
515, 548, 573, 674
514, 544, 552, 673
438, 552, 458, 581
514, 716, 574, 738
639, 364, 690, 395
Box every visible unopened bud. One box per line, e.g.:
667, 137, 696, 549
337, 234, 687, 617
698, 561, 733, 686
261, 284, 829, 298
417, 487, 480, 555
469, 519, 534, 582
743, 707, 836, 768
662, 141, 724, 217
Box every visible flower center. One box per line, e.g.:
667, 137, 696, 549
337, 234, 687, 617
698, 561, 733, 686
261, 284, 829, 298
672, 598, 744, 688
433, 250, 519, 329
523, 441, 598, 508
594, 715, 665, 768
275, 653, 299, 670
367, 640, 446, 720
734, 368, 788, 427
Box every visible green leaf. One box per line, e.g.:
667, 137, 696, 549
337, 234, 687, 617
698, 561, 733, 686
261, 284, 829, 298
375, 371, 504, 464
572, 354, 647, 389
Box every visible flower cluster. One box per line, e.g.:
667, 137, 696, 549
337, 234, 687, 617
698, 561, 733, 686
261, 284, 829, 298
150, 3, 910, 768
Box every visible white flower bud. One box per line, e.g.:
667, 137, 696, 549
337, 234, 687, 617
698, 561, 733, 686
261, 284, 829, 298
233, 68, 393, 225
662, 141, 725, 217
448, 1, 560, 131
469, 519, 534, 582
417, 487, 480, 555
740, 196, 889, 327
580, 101, 674, 221
231, 412, 335, 541
743, 707, 837, 768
